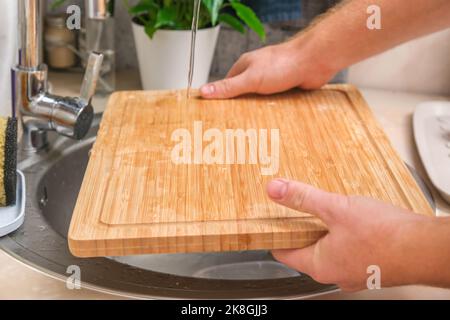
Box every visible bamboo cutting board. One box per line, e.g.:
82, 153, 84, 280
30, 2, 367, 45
69, 85, 433, 257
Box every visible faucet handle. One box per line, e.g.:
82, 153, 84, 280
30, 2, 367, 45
51, 52, 103, 140
80, 52, 104, 105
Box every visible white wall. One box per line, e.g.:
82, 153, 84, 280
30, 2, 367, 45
348, 29, 450, 96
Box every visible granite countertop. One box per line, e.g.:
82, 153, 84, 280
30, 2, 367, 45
1, 71, 449, 299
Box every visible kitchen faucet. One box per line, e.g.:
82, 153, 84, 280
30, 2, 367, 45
12, 0, 105, 152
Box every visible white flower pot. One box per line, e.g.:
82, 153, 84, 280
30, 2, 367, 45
132, 23, 220, 90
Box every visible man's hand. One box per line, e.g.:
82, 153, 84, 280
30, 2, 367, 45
200, 41, 337, 99
266, 179, 447, 291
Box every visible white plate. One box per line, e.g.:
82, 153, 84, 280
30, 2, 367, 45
413, 101, 450, 204
0, 171, 26, 237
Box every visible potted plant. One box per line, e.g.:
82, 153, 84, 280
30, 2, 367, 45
124, 0, 266, 90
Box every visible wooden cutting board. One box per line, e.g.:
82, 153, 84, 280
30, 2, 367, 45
69, 85, 433, 257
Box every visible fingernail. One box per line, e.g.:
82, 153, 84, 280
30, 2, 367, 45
201, 84, 215, 96
267, 179, 288, 200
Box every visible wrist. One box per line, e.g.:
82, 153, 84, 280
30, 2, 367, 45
286, 30, 343, 85
414, 217, 450, 287
392, 216, 450, 287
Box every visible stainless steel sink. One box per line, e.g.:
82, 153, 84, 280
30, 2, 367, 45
0, 114, 341, 299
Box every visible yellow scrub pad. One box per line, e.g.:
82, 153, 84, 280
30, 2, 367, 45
0, 117, 17, 206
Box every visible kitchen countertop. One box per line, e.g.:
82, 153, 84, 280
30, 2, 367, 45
1, 71, 449, 299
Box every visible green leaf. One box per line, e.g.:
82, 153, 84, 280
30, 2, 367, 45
144, 23, 157, 38
129, 4, 150, 15
202, 0, 224, 26
50, 0, 67, 10
218, 13, 245, 33
123, 0, 265, 41
230, 2, 266, 42
155, 6, 177, 28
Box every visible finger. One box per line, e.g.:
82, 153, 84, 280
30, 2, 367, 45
266, 179, 348, 224
226, 56, 250, 79
272, 246, 317, 277
200, 73, 252, 99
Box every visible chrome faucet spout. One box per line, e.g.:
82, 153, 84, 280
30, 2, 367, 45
13, 0, 103, 152
86, 0, 113, 20
18, 0, 42, 69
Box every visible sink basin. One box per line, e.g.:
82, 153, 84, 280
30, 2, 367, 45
0, 114, 338, 299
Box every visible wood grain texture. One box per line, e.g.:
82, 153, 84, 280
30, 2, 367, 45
68, 85, 434, 257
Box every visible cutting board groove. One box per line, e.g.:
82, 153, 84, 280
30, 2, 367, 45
69, 85, 433, 257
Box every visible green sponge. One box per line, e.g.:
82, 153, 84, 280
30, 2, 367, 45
0, 117, 17, 206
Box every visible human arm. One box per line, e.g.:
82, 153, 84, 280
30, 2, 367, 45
200, 0, 450, 99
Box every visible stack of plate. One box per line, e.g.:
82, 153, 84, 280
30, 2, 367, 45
413, 101, 450, 204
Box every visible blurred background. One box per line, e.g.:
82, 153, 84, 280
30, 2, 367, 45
40, 0, 449, 95
43, 1, 339, 76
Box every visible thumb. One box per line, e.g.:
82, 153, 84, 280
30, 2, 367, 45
272, 247, 318, 278
266, 179, 349, 225
200, 73, 251, 99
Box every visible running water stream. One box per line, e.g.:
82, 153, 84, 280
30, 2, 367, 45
187, 0, 202, 99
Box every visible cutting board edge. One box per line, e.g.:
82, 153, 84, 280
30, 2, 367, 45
107, 84, 353, 99
68, 229, 328, 258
